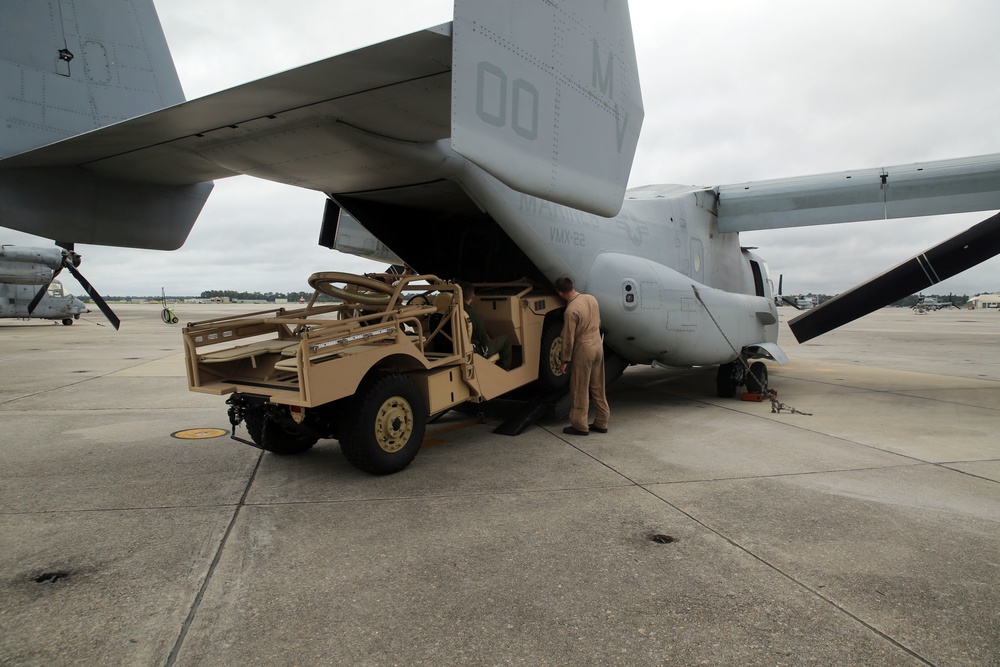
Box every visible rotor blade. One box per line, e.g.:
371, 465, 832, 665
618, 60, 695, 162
789, 211, 1000, 343
26, 266, 62, 315
65, 263, 121, 330
778, 295, 803, 310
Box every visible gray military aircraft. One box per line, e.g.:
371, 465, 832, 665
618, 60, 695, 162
0, 245, 88, 325
0, 245, 119, 329
1, 1, 999, 395
912, 296, 960, 312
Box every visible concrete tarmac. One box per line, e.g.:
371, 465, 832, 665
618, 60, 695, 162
1, 305, 998, 666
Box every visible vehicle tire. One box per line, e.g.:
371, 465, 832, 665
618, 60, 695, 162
716, 361, 738, 398
745, 361, 768, 394
538, 315, 569, 390
340, 372, 426, 475
244, 403, 317, 455
61, 319, 73, 326
171, 316, 179, 324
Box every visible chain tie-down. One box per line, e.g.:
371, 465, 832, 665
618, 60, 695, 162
691, 286, 812, 416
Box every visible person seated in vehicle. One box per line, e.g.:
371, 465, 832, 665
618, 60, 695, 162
458, 281, 512, 370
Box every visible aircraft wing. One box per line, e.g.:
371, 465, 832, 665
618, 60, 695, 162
0, 26, 455, 190
717, 153, 1000, 232
1, 1, 643, 251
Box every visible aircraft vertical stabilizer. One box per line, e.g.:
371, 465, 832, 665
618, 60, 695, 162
0, 0, 211, 251
452, 0, 644, 218
0, 0, 184, 159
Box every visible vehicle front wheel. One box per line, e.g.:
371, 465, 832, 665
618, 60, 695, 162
340, 373, 426, 475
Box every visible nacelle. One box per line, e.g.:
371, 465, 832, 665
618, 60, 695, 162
588, 252, 780, 368
0, 246, 61, 285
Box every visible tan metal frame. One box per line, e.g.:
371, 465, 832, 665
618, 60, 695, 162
183, 272, 563, 416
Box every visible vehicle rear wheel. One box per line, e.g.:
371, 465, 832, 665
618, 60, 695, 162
716, 361, 738, 398
745, 361, 768, 394
340, 373, 426, 475
245, 404, 318, 455
61, 319, 73, 326
538, 316, 569, 390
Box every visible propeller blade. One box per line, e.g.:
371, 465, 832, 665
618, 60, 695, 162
778, 295, 803, 310
65, 262, 121, 330
789, 211, 1000, 343
26, 266, 63, 315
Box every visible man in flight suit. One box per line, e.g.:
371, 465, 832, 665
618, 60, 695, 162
555, 276, 610, 436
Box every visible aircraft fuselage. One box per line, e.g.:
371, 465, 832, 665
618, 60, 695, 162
446, 163, 781, 368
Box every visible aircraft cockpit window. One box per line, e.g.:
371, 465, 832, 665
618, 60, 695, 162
749, 260, 766, 298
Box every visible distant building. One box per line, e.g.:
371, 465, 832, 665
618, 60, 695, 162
968, 294, 1000, 309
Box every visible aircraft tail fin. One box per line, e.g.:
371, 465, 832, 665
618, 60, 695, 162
0, 0, 208, 251
451, 0, 644, 218
0, 0, 184, 159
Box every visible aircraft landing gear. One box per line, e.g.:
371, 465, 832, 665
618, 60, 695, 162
716, 359, 768, 397
61, 318, 73, 326
745, 361, 768, 394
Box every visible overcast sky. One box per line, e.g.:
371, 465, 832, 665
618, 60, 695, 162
5, 0, 1000, 297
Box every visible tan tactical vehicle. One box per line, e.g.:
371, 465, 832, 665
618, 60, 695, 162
183, 272, 566, 474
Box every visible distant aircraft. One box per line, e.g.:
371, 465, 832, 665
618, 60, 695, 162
912, 296, 960, 312
0, 245, 119, 329
1, 1, 998, 396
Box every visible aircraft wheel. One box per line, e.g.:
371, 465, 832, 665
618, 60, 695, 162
716, 362, 738, 398
745, 361, 768, 394
538, 316, 569, 390
62, 319, 74, 326
340, 372, 426, 475
604, 347, 630, 385
245, 404, 317, 455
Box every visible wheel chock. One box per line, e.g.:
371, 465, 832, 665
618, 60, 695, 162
741, 389, 776, 402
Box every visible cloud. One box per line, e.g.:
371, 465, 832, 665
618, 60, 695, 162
4, 0, 999, 298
